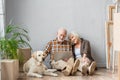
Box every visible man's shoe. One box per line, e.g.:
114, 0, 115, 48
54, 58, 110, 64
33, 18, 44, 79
71, 59, 80, 75
67, 58, 74, 65
62, 58, 74, 76
88, 61, 96, 75
62, 65, 73, 76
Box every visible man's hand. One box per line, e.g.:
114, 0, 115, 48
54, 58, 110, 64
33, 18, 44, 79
63, 58, 68, 62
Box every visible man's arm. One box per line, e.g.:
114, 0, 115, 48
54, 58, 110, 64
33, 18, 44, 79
43, 41, 52, 58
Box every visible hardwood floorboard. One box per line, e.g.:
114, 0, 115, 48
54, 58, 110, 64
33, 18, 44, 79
18, 68, 117, 80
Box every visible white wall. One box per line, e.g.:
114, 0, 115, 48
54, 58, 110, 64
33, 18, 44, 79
6, 0, 112, 67
0, 0, 5, 38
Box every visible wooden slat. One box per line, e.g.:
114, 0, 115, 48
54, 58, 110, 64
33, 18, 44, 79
108, 5, 115, 21
118, 51, 120, 80
105, 21, 113, 69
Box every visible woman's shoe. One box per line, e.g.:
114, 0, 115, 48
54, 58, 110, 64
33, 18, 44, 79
88, 61, 96, 75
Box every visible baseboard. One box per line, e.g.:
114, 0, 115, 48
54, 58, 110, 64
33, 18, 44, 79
97, 63, 106, 67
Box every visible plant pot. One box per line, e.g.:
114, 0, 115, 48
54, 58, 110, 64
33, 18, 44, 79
1, 59, 19, 80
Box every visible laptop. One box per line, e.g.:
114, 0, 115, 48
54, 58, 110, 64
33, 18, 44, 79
53, 51, 73, 61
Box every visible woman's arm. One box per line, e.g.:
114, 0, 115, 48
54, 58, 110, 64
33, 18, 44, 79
83, 41, 91, 58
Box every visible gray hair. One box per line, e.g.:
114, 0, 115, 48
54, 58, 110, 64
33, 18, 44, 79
58, 27, 67, 34
68, 31, 81, 39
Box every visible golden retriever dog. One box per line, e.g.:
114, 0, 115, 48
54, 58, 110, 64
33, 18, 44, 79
23, 51, 58, 78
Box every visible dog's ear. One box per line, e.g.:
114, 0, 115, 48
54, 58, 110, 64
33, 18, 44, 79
32, 51, 37, 59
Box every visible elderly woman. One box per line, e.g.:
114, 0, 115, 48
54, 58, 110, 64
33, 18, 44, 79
68, 32, 96, 75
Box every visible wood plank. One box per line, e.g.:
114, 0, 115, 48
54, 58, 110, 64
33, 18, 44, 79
105, 21, 113, 69
113, 13, 120, 51
118, 51, 120, 80
108, 5, 115, 21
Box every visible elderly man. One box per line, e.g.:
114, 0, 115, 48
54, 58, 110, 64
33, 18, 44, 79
43, 28, 80, 76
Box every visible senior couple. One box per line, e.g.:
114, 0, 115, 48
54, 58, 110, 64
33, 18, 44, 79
43, 28, 96, 76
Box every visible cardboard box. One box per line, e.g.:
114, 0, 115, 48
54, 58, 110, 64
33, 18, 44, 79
17, 48, 31, 72
1, 59, 19, 80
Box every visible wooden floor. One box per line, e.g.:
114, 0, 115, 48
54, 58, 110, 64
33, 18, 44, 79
18, 68, 118, 80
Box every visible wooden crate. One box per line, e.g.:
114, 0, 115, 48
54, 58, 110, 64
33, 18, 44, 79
17, 48, 31, 72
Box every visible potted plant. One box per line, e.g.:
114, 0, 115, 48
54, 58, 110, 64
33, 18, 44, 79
0, 24, 31, 63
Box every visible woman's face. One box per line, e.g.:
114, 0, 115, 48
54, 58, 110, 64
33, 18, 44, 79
69, 34, 79, 44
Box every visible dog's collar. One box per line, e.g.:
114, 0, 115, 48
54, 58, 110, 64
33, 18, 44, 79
34, 57, 42, 66
36, 62, 42, 66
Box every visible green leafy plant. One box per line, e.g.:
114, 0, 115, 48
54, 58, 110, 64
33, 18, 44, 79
0, 24, 31, 62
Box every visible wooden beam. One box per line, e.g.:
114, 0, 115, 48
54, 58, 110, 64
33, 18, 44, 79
118, 51, 120, 80
105, 21, 113, 69
108, 5, 115, 21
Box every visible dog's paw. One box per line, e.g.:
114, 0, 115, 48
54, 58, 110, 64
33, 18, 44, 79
27, 73, 43, 78
52, 69, 57, 72
47, 69, 57, 72
52, 73, 58, 77
37, 75, 43, 78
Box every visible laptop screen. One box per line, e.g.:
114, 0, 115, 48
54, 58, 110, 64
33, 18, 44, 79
53, 51, 73, 61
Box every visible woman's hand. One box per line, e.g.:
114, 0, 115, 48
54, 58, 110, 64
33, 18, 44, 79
82, 57, 86, 62
82, 53, 87, 62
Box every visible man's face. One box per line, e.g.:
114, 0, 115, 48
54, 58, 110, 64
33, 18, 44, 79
57, 30, 66, 42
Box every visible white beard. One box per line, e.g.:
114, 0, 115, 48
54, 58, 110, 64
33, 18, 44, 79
57, 37, 64, 42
